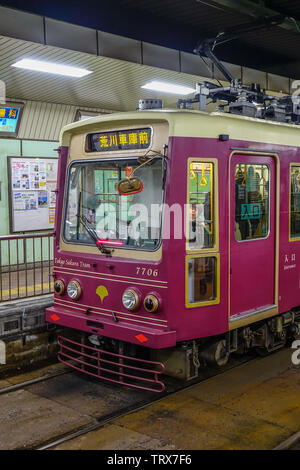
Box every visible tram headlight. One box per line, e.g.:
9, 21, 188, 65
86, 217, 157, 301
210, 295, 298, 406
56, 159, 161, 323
144, 294, 159, 313
67, 280, 82, 300
122, 289, 140, 311
54, 279, 65, 295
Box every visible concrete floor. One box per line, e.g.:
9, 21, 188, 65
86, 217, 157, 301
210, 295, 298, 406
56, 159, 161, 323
0, 361, 155, 450
53, 347, 300, 450
290, 441, 300, 450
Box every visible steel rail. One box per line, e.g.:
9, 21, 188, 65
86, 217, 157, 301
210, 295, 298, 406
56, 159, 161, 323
273, 430, 300, 450
0, 368, 72, 396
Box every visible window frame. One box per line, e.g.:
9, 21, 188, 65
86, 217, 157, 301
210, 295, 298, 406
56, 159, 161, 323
289, 162, 300, 242
185, 158, 220, 308
62, 157, 167, 252
185, 253, 220, 308
186, 157, 219, 254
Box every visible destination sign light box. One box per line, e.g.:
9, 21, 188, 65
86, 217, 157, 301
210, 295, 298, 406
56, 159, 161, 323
88, 128, 151, 152
0, 104, 23, 137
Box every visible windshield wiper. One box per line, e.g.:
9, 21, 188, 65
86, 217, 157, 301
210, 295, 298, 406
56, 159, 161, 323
76, 192, 112, 255
77, 213, 112, 255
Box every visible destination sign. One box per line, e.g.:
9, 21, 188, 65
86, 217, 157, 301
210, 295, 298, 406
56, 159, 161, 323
88, 128, 151, 152
0, 106, 21, 135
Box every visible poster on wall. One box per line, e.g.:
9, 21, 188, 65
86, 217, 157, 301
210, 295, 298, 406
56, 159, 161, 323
8, 157, 58, 232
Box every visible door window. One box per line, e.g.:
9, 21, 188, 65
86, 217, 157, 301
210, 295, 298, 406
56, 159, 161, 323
187, 161, 214, 250
235, 163, 270, 241
290, 165, 300, 239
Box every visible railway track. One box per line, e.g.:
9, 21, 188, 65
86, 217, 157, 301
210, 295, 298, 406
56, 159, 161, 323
0, 369, 72, 396
35, 353, 259, 450
37, 394, 167, 450
0, 348, 294, 450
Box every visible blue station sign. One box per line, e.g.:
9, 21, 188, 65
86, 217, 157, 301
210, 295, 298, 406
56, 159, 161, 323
0, 106, 21, 135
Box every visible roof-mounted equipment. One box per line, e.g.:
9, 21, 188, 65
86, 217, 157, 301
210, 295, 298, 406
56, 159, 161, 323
178, 16, 300, 124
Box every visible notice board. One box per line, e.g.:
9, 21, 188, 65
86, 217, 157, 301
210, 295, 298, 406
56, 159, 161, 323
8, 157, 58, 232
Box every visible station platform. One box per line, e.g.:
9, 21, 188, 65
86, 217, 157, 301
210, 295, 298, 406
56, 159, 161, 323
0, 295, 56, 374
0, 266, 53, 302
53, 347, 300, 450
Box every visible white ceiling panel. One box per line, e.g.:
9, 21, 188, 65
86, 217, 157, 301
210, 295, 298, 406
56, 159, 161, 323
0, 35, 205, 111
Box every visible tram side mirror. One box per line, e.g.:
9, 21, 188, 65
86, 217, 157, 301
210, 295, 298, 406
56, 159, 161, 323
117, 177, 144, 195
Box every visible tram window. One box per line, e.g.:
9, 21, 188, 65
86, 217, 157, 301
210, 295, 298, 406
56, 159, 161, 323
234, 164, 269, 241
64, 157, 165, 251
188, 162, 214, 250
290, 166, 300, 239
188, 257, 216, 303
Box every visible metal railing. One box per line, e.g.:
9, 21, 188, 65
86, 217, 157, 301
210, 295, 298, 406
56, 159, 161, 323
0, 232, 54, 302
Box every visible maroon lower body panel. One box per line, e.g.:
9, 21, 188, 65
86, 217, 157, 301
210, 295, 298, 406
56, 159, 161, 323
57, 336, 166, 393
46, 307, 176, 348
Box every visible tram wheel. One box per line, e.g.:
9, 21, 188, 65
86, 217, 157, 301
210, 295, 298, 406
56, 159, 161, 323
255, 347, 270, 357
200, 339, 230, 367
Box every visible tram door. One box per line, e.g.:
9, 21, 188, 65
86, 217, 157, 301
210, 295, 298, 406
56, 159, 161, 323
230, 154, 276, 317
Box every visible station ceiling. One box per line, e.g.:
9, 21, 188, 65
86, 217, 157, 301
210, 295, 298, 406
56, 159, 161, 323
1, 0, 300, 77
0, 35, 203, 111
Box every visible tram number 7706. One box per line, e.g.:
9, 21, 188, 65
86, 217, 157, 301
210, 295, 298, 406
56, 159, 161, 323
136, 267, 158, 277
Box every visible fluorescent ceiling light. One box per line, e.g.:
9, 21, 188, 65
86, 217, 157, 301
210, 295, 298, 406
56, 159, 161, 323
141, 80, 195, 95
11, 59, 92, 78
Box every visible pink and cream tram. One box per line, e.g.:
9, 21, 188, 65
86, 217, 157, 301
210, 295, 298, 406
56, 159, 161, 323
46, 107, 300, 392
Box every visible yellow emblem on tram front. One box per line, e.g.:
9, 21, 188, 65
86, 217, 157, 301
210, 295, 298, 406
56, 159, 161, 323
96, 285, 109, 303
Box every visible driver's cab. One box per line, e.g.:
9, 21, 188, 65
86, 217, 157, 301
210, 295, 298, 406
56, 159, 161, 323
61, 121, 169, 259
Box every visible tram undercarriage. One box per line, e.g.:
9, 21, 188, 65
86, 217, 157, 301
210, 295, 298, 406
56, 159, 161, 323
56, 309, 300, 392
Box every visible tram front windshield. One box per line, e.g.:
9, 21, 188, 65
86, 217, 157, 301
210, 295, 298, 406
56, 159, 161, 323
64, 157, 165, 250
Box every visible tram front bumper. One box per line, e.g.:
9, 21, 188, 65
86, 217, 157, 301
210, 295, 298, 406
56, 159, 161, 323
46, 306, 176, 349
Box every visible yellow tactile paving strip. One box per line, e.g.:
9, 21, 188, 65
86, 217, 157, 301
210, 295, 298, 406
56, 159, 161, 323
54, 348, 300, 450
